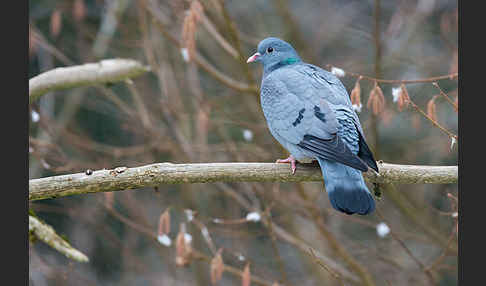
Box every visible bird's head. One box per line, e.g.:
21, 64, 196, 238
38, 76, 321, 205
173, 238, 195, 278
247, 37, 301, 72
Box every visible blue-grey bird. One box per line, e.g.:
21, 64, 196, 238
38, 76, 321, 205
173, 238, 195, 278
247, 37, 378, 215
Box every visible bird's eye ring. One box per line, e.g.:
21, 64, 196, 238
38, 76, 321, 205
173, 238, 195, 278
267, 47, 274, 53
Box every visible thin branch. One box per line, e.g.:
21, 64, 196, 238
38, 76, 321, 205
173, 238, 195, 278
200, 14, 239, 59
29, 59, 150, 104
125, 80, 152, 128
104, 201, 277, 286
376, 209, 437, 286
30, 26, 75, 66
29, 215, 89, 263
381, 183, 458, 255
326, 64, 458, 84
268, 222, 360, 283
432, 82, 458, 112
143, 0, 258, 93
308, 247, 345, 285
29, 161, 458, 200
424, 226, 457, 273
212, 180, 360, 283
262, 204, 289, 285
407, 99, 458, 140
192, 49, 259, 93
307, 201, 376, 286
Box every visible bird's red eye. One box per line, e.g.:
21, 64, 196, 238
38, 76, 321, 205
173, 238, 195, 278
267, 47, 274, 53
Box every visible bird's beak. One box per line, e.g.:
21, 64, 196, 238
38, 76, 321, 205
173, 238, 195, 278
246, 52, 261, 63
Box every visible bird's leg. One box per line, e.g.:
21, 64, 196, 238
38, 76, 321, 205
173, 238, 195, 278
276, 155, 297, 174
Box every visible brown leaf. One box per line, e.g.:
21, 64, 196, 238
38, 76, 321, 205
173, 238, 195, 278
427, 97, 438, 122
181, 1, 204, 61
50, 9, 62, 37
182, 12, 196, 61
196, 103, 211, 156
210, 248, 224, 284
73, 0, 86, 22
398, 84, 410, 111
366, 84, 376, 110
350, 78, 361, 108
158, 209, 171, 236
242, 263, 251, 286
375, 84, 385, 108
175, 224, 192, 267
367, 82, 385, 115
175, 231, 186, 265
396, 90, 404, 111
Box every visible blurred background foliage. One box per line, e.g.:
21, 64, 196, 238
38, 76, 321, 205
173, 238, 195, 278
29, 0, 458, 285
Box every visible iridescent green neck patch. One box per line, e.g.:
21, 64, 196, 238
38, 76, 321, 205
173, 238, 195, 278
283, 58, 300, 65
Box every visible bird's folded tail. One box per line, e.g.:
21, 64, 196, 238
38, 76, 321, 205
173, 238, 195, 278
317, 157, 375, 215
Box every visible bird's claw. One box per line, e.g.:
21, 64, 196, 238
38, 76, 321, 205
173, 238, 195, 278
276, 155, 297, 175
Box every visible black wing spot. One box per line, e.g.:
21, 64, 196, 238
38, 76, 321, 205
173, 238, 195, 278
292, 108, 306, 127
314, 106, 326, 123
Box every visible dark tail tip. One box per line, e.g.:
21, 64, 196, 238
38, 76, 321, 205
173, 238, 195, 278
328, 185, 376, 215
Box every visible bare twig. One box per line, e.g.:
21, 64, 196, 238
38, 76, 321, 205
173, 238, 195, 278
310, 208, 376, 286
432, 82, 458, 112
408, 99, 458, 140
104, 202, 277, 286
143, 0, 258, 93
376, 209, 437, 286
326, 64, 458, 84
262, 205, 289, 285
212, 181, 361, 283
200, 14, 239, 59
425, 226, 457, 273
308, 247, 345, 285
268, 222, 360, 283
381, 184, 458, 255
30, 26, 75, 66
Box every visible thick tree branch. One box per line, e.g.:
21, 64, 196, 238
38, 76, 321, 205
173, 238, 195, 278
29, 58, 150, 104
29, 161, 457, 201
29, 215, 89, 263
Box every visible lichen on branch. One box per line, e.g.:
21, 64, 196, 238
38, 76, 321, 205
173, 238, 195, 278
29, 161, 458, 201
29, 58, 150, 104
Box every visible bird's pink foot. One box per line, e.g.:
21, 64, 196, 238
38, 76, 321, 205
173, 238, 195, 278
276, 155, 297, 174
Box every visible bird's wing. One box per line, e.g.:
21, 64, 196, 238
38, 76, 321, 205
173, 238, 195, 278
262, 66, 369, 172
299, 64, 378, 172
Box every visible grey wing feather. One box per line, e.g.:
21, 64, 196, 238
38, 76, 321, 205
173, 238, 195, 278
261, 65, 370, 171
299, 64, 379, 172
